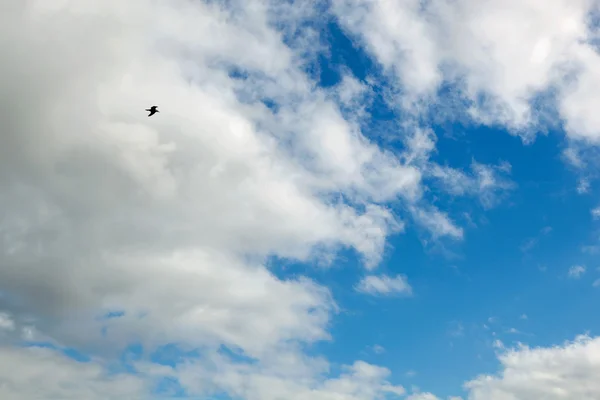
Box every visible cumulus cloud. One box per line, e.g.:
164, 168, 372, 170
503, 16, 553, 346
0, 346, 148, 400
356, 274, 413, 296
406, 393, 442, 400
0, 0, 481, 398
170, 356, 406, 400
332, 0, 600, 145
465, 335, 600, 399
3, 0, 593, 398
0, 0, 421, 352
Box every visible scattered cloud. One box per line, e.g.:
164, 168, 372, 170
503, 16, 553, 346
0, 1, 441, 398
5, 0, 600, 399
356, 274, 413, 297
465, 335, 600, 399
406, 393, 440, 400
568, 265, 586, 279
563, 148, 585, 169
429, 161, 515, 209
520, 314, 528, 320
372, 344, 386, 354
521, 226, 553, 252
448, 321, 465, 337
410, 207, 464, 240
582, 245, 600, 254
577, 178, 590, 194
332, 0, 600, 145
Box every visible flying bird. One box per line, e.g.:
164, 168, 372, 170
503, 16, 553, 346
146, 105, 159, 117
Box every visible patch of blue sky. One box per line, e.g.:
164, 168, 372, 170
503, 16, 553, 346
153, 376, 188, 398
150, 343, 204, 367
21, 341, 91, 363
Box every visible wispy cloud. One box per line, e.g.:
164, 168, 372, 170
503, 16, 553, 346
521, 226, 552, 253
448, 321, 465, 337
568, 265, 586, 279
577, 178, 590, 194
372, 344, 386, 354
356, 274, 413, 297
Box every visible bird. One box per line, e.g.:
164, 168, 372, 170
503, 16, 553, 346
145, 105, 159, 117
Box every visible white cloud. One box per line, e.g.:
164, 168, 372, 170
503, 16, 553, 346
505, 327, 522, 335
568, 265, 586, 279
448, 321, 465, 337
356, 274, 413, 296
0, 0, 473, 398
3, 0, 588, 398
168, 355, 406, 400
0, 346, 148, 400
464, 335, 600, 399
577, 178, 590, 194
372, 344, 386, 354
0, 0, 426, 355
410, 207, 464, 240
592, 206, 600, 219
521, 225, 553, 252
593, 279, 600, 287
401, 129, 514, 211
332, 0, 600, 145
564, 148, 585, 169
429, 161, 515, 209
406, 393, 441, 400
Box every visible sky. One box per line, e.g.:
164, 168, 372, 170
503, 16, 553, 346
2, 0, 600, 399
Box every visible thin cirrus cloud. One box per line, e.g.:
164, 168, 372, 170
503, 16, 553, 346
356, 274, 413, 296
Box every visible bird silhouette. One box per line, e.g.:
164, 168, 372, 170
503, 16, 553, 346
146, 105, 159, 117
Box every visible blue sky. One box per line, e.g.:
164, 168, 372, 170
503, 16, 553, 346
3, 0, 600, 399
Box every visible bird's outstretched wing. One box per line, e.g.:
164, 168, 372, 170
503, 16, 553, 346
146, 106, 159, 116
